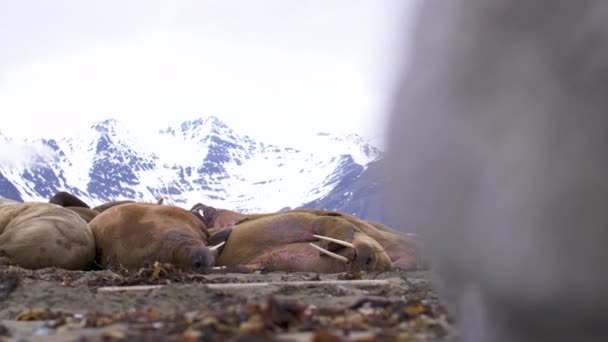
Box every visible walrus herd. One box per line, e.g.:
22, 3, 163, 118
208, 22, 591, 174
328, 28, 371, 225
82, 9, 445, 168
0, 191, 427, 274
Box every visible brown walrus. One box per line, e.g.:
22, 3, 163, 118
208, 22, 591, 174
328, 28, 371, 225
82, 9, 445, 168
0, 201, 95, 270
189, 204, 393, 273
269, 208, 427, 270
191, 203, 426, 271
90, 203, 225, 273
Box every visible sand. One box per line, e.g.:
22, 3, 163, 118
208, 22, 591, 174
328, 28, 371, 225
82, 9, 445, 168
0, 264, 455, 341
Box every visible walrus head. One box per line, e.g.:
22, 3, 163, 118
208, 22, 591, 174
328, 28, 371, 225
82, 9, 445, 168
175, 226, 231, 274
190, 203, 250, 229
349, 234, 392, 272
309, 232, 392, 272
190, 203, 214, 227
186, 246, 215, 274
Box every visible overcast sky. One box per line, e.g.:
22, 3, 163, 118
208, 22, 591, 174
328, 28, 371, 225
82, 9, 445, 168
0, 1, 417, 147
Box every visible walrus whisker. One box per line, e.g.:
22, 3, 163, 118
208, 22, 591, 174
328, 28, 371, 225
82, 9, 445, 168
309, 243, 349, 263
312, 234, 355, 249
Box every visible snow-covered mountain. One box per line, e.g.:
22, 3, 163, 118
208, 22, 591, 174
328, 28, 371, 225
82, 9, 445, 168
0, 116, 383, 214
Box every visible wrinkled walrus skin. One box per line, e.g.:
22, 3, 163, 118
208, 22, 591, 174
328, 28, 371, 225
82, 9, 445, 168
90, 203, 216, 274
0, 202, 96, 270
208, 210, 393, 273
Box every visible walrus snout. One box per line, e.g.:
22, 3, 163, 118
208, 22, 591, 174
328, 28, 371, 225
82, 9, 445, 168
189, 247, 215, 274
349, 235, 392, 272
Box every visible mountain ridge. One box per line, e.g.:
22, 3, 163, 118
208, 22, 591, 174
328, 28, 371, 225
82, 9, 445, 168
0, 116, 385, 217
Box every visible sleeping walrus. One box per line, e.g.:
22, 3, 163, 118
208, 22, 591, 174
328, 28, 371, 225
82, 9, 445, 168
192, 203, 426, 271
90, 203, 225, 274
191, 204, 401, 273
0, 201, 96, 270
282, 209, 427, 270
207, 210, 393, 273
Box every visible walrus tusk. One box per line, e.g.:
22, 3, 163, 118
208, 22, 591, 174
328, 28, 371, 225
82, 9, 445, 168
210, 241, 225, 251
209, 241, 226, 257
313, 234, 355, 249
309, 243, 349, 263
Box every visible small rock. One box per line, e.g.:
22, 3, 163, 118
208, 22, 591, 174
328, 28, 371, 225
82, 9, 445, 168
0, 270, 19, 301
0, 324, 11, 337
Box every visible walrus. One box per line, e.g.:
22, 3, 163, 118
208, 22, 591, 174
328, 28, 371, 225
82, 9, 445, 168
210, 210, 393, 273
334, 216, 427, 271
0, 201, 95, 270
385, 1, 608, 341
269, 208, 427, 270
90, 203, 225, 274
192, 203, 426, 271
191, 204, 396, 272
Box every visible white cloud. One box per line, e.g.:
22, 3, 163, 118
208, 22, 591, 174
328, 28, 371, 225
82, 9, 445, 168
0, 140, 57, 168
0, 1, 416, 147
